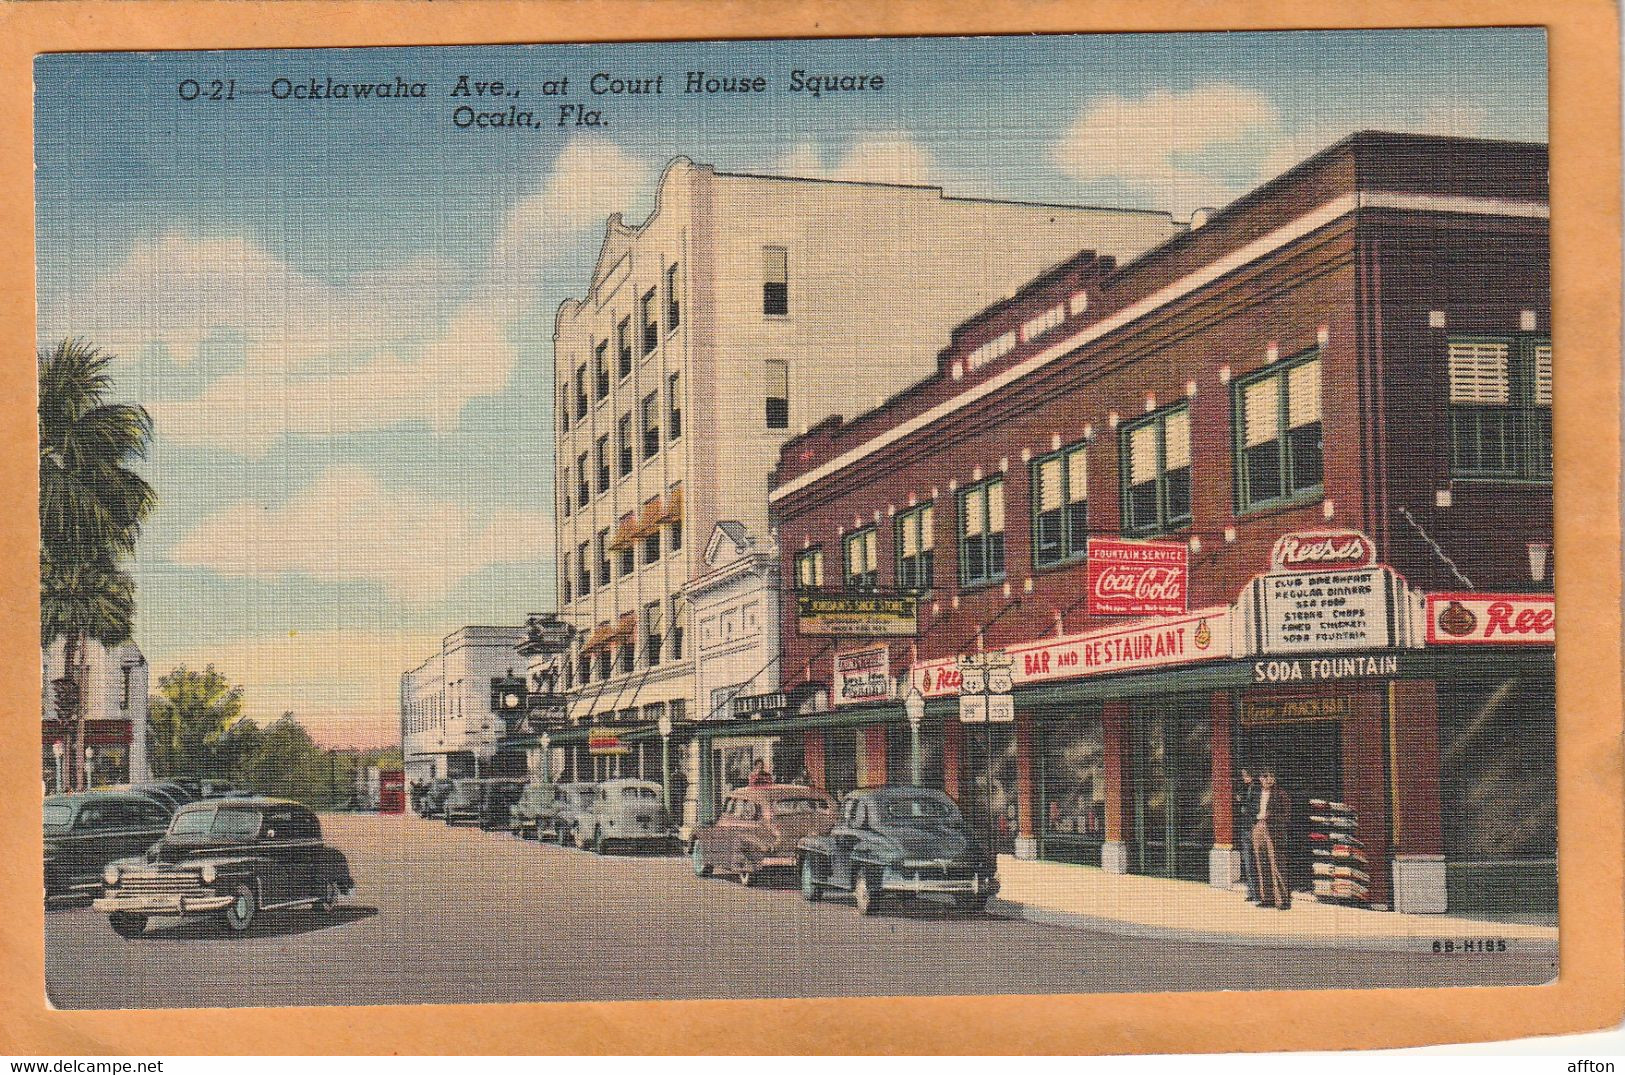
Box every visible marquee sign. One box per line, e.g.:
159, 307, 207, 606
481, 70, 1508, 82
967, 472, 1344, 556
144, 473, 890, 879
796, 594, 918, 637
833, 645, 892, 706
1425, 593, 1554, 645
1086, 538, 1188, 616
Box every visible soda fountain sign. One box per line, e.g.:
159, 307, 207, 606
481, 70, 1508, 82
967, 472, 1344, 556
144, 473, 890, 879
1086, 538, 1188, 616
1269, 530, 1377, 573
1425, 593, 1554, 645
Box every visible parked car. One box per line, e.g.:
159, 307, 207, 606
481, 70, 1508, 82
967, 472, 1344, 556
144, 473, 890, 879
547, 783, 601, 844
509, 780, 558, 838
574, 778, 675, 854
690, 784, 837, 885
479, 779, 527, 831
416, 778, 454, 818
44, 791, 173, 900
131, 783, 193, 810
797, 787, 999, 915
93, 798, 355, 937
201, 780, 255, 800
441, 779, 487, 826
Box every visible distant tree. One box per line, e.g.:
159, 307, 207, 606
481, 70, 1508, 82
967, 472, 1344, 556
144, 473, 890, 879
39, 339, 154, 788
146, 665, 246, 779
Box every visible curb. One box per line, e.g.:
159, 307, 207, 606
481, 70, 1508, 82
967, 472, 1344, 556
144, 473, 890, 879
985, 898, 1559, 952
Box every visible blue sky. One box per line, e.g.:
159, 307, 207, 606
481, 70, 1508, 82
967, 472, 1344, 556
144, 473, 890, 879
34, 30, 1547, 745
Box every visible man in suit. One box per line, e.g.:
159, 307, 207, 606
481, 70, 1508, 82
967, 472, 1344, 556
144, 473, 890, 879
1235, 767, 1262, 902
1251, 766, 1294, 909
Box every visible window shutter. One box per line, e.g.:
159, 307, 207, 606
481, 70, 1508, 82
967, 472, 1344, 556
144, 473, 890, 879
1066, 448, 1088, 502
1533, 343, 1552, 406
1242, 378, 1280, 448
1448, 341, 1510, 405
1287, 359, 1322, 428
1163, 410, 1191, 470
1038, 458, 1062, 512
987, 481, 1005, 534
964, 488, 985, 537
1129, 423, 1159, 485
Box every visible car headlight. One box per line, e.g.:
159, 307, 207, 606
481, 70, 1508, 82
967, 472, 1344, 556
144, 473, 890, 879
102, 864, 120, 886
200, 863, 217, 884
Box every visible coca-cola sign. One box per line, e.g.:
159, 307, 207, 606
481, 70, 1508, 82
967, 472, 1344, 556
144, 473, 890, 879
1269, 530, 1377, 573
1087, 538, 1188, 616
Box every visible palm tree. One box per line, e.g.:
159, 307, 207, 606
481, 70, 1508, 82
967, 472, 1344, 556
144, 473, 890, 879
39, 339, 154, 788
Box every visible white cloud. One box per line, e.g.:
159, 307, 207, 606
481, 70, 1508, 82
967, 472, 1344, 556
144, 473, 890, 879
773, 133, 939, 185
493, 137, 657, 280
170, 465, 551, 601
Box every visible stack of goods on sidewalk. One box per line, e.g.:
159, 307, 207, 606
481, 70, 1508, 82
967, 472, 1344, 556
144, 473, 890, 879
1308, 798, 1370, 905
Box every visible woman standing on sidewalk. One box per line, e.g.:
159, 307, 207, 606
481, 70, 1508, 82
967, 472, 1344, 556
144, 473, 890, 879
1251, 767, 1294, 909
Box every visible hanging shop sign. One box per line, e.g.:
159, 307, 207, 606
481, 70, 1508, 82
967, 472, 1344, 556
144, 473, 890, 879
587, 728, 630, 756
910, 656, 965, 699
1251, 653, 1401, 684
796, 593, 918, 637
730, 690, 789, 718
833, 645, 892, 706
1238, 694, 1358, 724
1269, 529, 1377, 573
1254, 568, 1394, 652
1086, 538, 1188, 616
1007, 608, 1233, 684
1425, 593, 1554, 645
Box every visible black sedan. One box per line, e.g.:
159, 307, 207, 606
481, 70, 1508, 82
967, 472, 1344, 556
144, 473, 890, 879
44, 791, 173, 900
796, 787, 999, 915
93, 798, 355, 937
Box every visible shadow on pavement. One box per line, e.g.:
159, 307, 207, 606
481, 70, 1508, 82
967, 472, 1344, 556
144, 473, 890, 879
133, 905, 378, 941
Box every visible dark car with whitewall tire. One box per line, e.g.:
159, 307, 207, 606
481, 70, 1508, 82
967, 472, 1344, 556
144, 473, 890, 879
93, 798, 355, 938
478, 779, 527, 831
796, 787, 999, 915
44, 792, 173, 900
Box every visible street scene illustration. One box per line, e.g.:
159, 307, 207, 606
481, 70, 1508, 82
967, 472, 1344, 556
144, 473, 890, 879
36, 31, 1557, 1009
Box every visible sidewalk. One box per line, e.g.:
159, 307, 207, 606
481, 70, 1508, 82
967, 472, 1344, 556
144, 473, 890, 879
989, 854, 1560, 951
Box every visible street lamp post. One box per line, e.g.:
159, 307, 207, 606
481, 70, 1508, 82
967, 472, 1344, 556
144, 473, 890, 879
904, 689, 925, 786
52, 740, 64, 794
538, 732, 552, 784
657, 711, 674, 817
84, 746, 95, 790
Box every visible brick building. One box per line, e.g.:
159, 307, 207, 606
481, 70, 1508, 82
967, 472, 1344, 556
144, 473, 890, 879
760, 133, 1553, 916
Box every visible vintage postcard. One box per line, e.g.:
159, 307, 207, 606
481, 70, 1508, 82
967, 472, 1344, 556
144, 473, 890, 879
16, 9, 1620, 1050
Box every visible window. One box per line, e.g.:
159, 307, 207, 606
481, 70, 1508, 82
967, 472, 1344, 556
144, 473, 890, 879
617, 516, 635, 576
576, 453, 589, 509
665, 263, 680, 332
668, 515, 682, 553
959, 478, 1006, 586
574, 365, 588, 421
896, 504, 935, 592
617, 640, 633, 676
669, 699, 686, 723
1033, 442, 1089, 567
642, 393, 660, 459
595, 529, 610, 587
560, 387, 570, 433
762, 246, 788, 315
576, 541, 591, 598
617, 414, 633, 477
668, 372, 682, 441
667, 598, 685, 659
643, 512, 662, 567
1235, 354, 1321, 512
795, 548, 825, 590
644, 602, 663, 666
617, 318, 632, 379
595, 436, 610, 494
641, 289, 658, 354
1122, 406, 1192, 534
765, 359, 789, 429
599, 648, 614, 680
844, 527, 878, 591
594, 341, 610, 400
1449, 338, 1551, 480
562, 553, 573, 604
560, 469, 571, 517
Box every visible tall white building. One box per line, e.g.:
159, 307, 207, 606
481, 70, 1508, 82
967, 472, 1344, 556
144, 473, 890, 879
41, 638, 150, 789
548, 158, 1181, 740
401, 625, 526, 783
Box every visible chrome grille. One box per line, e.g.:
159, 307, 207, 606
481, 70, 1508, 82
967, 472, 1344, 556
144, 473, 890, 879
116, 870, 204, 895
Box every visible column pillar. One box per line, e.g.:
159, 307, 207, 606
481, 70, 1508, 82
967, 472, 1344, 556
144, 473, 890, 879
1209, 691, 1240, 889
862, 725, 887, 787
1390, 679, 1446, 913
804, 730, 826, 792
943, 715, 962, 800
1013, 707, 1038, 859
1101, 700, 1129, 874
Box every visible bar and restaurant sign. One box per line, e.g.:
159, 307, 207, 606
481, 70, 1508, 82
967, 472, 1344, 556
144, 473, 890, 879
796, 593, 918, 637
1425, 592, 1554, 645
1086, 538, 1188, 616
834, 645, 893, 706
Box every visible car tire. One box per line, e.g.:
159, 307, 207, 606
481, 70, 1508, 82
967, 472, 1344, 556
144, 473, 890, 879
223, 883, 258, 933
956, 894, 990, 914
108, 912, 147, 938
853, 868, 882, 916
738, 867, 756, 887
799, 857, 824, 902
318, 879, 343, 913
691, 842, 712, 877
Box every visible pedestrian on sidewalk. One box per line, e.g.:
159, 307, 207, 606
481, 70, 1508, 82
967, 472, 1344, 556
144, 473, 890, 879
1251, 766, 1293, 910
1235, 767, 1262, 902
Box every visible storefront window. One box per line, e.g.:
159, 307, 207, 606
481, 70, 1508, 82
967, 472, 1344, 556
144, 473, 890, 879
822, 729, 857, 799
1127, 695, 1211, 881
1039, 712, 1106, 865
960, 723, 1017, 855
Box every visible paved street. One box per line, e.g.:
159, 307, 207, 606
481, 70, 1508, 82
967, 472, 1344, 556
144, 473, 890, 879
46, 814, 1556, 1009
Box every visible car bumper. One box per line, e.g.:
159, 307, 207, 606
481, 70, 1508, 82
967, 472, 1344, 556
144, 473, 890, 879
881, 869, 999, 896
94, 892, 235, 914
758, 855, 798, 868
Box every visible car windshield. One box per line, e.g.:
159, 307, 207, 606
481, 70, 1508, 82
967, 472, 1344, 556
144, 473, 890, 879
621, 787, 657, 800
43, 803, 74, 831
171, 806, 263, 835
170, 808, 215, 834
883, 796, 958, 822
774, 797, 830, 815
